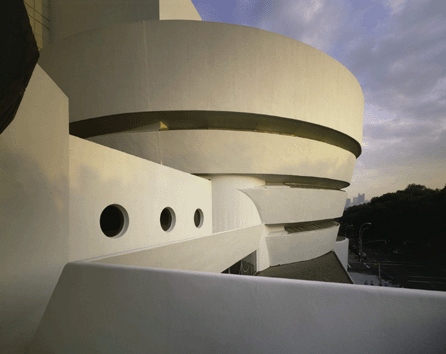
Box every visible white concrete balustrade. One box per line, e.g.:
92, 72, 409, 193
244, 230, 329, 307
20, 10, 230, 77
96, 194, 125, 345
30, 262, 446, 354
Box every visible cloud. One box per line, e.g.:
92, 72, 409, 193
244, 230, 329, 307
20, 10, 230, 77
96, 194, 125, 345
198, 0, 349, 53
381, 0, 410, 15
337, 0, 446, 197
192, 0, 446, 198
253, 0, 349, 53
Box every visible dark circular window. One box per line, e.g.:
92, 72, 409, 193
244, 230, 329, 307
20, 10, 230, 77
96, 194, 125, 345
160, 207, 175, 232
194, 209, 204, 228
100, 204, 128, 237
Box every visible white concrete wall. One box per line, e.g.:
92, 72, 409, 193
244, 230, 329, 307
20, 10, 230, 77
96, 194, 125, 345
159, 0, 202, 21
242, 186, 347, 225
31, 262, 446, 354
0, 65, 69, 352
210, 176, 263, 233
266, 225, 339, 265
257, 228, 271, 272
68, 136, 212, 262
334, 236, 349, 270
39, 20, 363, 144
101, 130, 355, 183
49, 0, 201, 44
92, 225, 263, 273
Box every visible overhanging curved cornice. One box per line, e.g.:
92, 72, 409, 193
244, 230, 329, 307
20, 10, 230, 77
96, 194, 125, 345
70, 110, 362, 157
39, 20, 364, 146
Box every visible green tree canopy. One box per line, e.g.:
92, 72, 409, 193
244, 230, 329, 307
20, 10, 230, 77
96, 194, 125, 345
340, 184, 446, 252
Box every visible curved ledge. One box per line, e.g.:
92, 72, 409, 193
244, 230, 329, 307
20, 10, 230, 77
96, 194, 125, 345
70, 110, 361, 157
88, 130, 357, 184
267, 223, 339, 265
199, 174, 349, 190
241, 187, 346, 225
285, 220, 339, 233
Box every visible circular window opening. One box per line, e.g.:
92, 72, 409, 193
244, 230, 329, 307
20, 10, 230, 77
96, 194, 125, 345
194, 209, 204, 228
100, 204, 128, 238
160, 207, 175, 232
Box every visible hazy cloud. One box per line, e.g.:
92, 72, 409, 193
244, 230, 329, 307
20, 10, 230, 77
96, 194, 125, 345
192, 0, 446, 198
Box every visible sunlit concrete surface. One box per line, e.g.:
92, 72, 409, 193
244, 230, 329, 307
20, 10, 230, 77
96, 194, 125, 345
89, 130, 357, 183
0, 0, 371, 352
210, 176, 263, 233
30, 262, 446, 354
91, 225, 263, 273
49, 0, 201, 43
69, 136, 212, 261
39, 20, 363, 144
0, 65, 69, 353
242, 186, 346, 225
266, 224, 340, 265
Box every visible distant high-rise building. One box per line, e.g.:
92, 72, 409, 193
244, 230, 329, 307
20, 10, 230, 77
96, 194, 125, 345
348, 193, 366, 207
345, 198, 351, 209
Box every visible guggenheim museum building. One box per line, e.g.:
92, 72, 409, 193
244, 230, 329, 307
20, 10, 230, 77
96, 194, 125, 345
1, 0, 445, 353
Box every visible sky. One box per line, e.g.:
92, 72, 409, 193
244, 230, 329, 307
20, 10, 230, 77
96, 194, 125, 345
191, 0, 446, 200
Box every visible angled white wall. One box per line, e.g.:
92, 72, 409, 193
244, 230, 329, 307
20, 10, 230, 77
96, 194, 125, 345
69, 136, 212, 262
210, 176, 263, 233
0, 65, 69, 352
49, 0, 201, 43
159, 0, 202, 20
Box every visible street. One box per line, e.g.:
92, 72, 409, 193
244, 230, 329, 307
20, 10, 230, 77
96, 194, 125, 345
348, 246, 446, 291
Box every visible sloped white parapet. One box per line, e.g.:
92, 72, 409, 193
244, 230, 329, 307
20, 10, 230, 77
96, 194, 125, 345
91, 225, 264, 273
242, 186, 346, 225
267, 225, 339, 265
31, 262, 446, 354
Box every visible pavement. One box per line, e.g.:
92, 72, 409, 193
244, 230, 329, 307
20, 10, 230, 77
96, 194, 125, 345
349, 272, 396, 287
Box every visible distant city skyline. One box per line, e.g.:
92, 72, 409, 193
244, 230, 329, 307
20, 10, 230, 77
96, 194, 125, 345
345, 193, 368, 209
192, 0, 446, 200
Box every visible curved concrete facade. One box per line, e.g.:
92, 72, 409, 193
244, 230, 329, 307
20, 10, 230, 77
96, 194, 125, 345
39, 20, 363, 147
266, 225, 339, 266
241, 186, 346, 225
7, 3, 446, 353
89, 130, 356, 184
210, 176, 263, 233
36, 1, 363, 269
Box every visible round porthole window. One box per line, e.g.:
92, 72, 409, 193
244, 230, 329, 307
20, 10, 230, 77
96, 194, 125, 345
194, 209, 204, 228
100, 204, 128, 237
160, 207, 175, 232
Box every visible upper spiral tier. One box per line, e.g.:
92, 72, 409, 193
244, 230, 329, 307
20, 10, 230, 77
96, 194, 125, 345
39, 20, 363, 157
